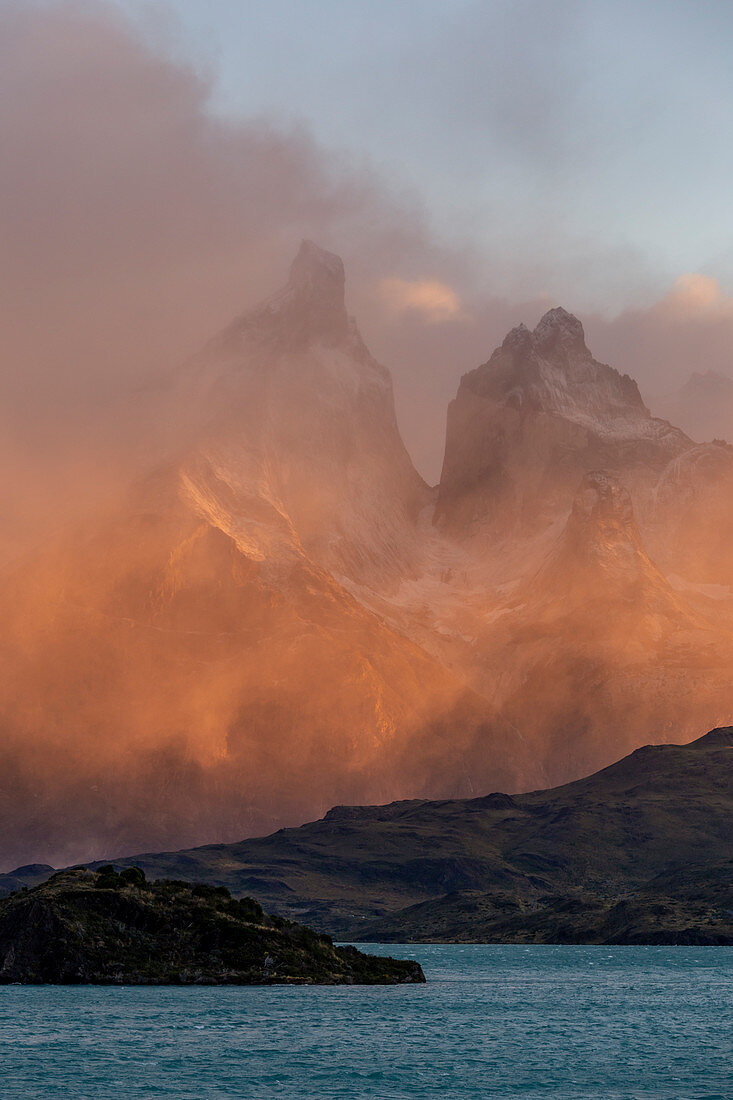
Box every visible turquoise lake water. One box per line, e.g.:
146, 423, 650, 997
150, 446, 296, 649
0, 944, 731, 1098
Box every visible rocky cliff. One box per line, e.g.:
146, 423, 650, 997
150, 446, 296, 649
0, 244, 517, 869
436, 308, 690, 537
178, 239, 430, 585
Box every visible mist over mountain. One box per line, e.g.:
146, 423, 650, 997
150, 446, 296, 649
0, 244, 513, 867
5, 728, 731, 946
1, 239, 733, 870
5, 13, 733, 1100
435, 308, 690, 539
180, 240, 430, 585
659, 370, 733, 446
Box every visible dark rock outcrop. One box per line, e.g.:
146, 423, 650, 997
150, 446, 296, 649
0, 867, 424, 985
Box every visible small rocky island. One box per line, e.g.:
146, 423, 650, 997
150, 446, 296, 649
0, 867, 424, 985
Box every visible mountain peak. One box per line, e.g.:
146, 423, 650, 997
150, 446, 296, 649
274, 239, 349, 345
459, 305, 647, 424
501, 322, 533, 353
499, 307, 589, 360
532, 307, 588, 356
217, 240, 350, 352
289, 239, 345, 292
531, 469, 696, 623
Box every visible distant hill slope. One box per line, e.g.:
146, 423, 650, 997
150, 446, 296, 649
3, 728, 730, 944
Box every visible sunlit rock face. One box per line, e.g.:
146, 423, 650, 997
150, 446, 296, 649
532, 470, 683, 606
0, 243, 515, 869
435, 308, 690, 538
1, 253, 733, 871
472, 471, 732, 787
651, 440, 733, 585
177, 240, 431, 587
0, 493, 516, 867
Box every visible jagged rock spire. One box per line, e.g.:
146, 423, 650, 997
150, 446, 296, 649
500, 307, 589, 362
532, 307, 588, 356
570, 470, 637, 538
217, 240, 350, 352
289, 240, 345, 297
460, 303, 647, 418
532, 470, 697, 622
280, 240, 349, 346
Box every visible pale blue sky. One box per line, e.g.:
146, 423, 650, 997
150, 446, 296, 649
124, 0, 733, 311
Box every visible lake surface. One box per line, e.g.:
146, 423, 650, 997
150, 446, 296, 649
0, 944, 731, 1098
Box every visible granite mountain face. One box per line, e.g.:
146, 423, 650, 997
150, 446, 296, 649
178, 240, 430, 587
0, 243, 515, 867
0, 244, 732, 867
435, 307, 691, 540
470, 471, 731, 787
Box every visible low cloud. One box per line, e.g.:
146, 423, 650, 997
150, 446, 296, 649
2, 1, 733, 505
377, 277, 465, 323
0, 0, 470, 540
660, 274, 733, 319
